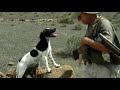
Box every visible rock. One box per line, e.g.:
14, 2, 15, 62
43, 65, 76, 78
0, 71, 5, 78
6, 68, 16, 78
6, 65, 75, 78
8, 62, 14, 66
36, 67, 46, 78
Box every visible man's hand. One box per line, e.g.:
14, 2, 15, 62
80, 37, 110, 53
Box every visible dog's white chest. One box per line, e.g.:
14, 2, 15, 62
46, 40, 52, 53
48, 40, 52, 51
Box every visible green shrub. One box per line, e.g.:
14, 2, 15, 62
57, 14, 74, 24
55, 35, 81, 57
51, 23, 55, 26
60, 24, 66, 27
65, 35, 81, 56
72, 23, 82, 30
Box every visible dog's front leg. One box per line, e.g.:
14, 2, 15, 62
48, 51, 60, 68
41, 56, 51, 73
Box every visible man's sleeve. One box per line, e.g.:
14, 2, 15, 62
97, 19, 114, 43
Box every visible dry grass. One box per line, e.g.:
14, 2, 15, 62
65, 35, 81, 56
72, 23, 83, 30
0, 12, 120, 78
57, 14, 74, 24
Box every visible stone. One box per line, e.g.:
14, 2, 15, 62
43, 65, 76, 78
6, 68, 16, 78
0, 71, 5, 78
36, 67, 46, 78
8, 62, 14, 66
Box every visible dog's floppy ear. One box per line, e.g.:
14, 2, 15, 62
40, 32, 45, 39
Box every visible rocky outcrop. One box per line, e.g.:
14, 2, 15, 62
1, 64, 76, 78
42, 65, 76, 78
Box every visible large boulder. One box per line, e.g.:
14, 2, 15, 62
4, 65, 76, 78
36, 65, 76, 78
44, 65, 75, 78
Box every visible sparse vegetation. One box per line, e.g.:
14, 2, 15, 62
65, 35, 81, 56
57, 14, 74, 24
106, 16, 112, 22
0, 12, 120, 78
50, 20, 56, 26
51, 23, 55, 26
72, 23, 82, 30
112, 20, 120, 31
60, 24, 66, 27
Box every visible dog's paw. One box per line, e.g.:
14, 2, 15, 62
47, 68, 52, 73
55, 64, 60, 68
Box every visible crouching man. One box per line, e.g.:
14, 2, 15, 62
73, 12, 120, 78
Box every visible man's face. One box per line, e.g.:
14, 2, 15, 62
78, 13, 95, 24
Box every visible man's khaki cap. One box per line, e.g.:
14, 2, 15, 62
70, 12, 101, 19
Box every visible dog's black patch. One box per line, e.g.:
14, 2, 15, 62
30, 49, 39, 57
36, 33, 48, 51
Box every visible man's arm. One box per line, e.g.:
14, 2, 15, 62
81, 37, 110, 53
81, 18, 114, 53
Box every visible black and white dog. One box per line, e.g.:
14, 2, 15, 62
16, 28, 60, 78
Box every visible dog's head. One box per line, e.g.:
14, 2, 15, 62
40, 28, 57, 39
